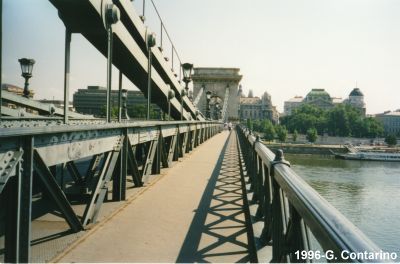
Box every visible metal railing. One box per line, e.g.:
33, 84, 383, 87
137, 0, 183, 79
236, 125, 387, 263
0, 120, 222, 262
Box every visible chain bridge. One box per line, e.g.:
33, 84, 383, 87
0, 0, 386, 262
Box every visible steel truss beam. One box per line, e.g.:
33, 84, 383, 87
33, 150, 84, 232
0, 121, 221, 261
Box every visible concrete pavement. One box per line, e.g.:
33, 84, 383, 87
54, 130, 252, 263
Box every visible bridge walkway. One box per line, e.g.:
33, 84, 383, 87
52, 130, 254, 263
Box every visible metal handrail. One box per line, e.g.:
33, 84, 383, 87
237, 125, 387, 262
139, 0, 183, 77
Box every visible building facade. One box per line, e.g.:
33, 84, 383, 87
283, 87, 366, 115
239, 92, 279, 124
375, 110, 400, 136
284, 96, 303, 115
192, 68, 242, 121
73, 86, 158, 117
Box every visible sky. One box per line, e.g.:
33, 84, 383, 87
2, 0, 400, 114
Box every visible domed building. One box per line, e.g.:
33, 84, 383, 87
303, 88, 335, 110
344, 88, 366, 115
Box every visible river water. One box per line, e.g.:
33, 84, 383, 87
286, 154, 400, 255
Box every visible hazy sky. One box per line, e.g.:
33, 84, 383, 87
2, 0, 400, 114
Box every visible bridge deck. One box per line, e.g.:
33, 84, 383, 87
52, 130, 253, 263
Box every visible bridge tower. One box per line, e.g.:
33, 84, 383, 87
192, 68, 242, 121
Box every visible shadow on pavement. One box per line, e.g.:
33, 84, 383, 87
176, 131, 253, 263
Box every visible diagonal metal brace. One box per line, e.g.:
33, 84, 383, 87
66, 161, 85, 186
33, 150, 83, 232
82, 137, 123, 226
0, 150, 23, 194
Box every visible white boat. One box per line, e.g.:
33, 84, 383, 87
332, 148, 400, 162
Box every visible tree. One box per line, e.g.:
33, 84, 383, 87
275, 125, 288, 142
263, 120, 276, 142
246, 119, 253, 131
292, 129, 298, 142
385, 134, 397, 146
306, 127, 318, 143
100, 105, 118, 118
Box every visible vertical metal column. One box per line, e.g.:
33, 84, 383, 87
4, 176, 19, 262
5, 137, 34, 263
0, 0, 2, 119
19, 137, 34, 262
146, 32, 156, 120
63, 29, 71, 124
147, 49, 152, 120
113, 132, 127, 201
106, 24, 113, 123
118, 71, 123, 122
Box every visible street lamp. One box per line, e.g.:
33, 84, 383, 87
180, 88, 187, 120
167, 88, 175, 121
205, 91, 212, 119
18, 58, 35, 98
121, 89, 130, 120
182, 63, 193, 94
215, 103, 220, 120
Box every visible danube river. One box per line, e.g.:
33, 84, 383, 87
286, 154, 400, 255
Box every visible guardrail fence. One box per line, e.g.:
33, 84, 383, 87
236, 125, 386, 263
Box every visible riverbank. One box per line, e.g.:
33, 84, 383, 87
264, 142, 400, 156
263, 142, 347, 155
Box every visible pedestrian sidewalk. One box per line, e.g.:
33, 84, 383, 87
54, 130, 251, 263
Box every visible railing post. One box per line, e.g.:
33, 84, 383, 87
270, 149, 291, 262
260, 163, 273, 244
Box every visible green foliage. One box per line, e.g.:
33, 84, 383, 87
306, 127, 318, 143
275, 125, 288, 142
292, 129, 298, 142
281, 104, 384, 138
262, 120, 276, 141
128, 104, 159, 119
100, 105, 118, 118
246, 119, 254, 131
385, 134, 397, 146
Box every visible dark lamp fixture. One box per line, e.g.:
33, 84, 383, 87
182, 63, 193, 81
206, 91, 212, 100
121, 88, 128, 98
181, 88, 187, 96
19, 58, 35, 78
18, 58, 35, 98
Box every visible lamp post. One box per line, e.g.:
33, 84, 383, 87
167, 88, 175, 121
215, 103, 220, 120
121, 88, 130, 120
180, 88, 187, 120
205, 91, 211, 119
182, 63, 193, 94
18, 58, 35, 98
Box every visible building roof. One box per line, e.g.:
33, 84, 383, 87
332, 97, 343, 104
377, 110, 400, 117
240, 97, 260, 104
286, 96, 303, 103
306, 88, 331, 98
349, 88, 364, 96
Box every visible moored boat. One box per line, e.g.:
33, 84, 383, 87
331, 149, 400, 162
